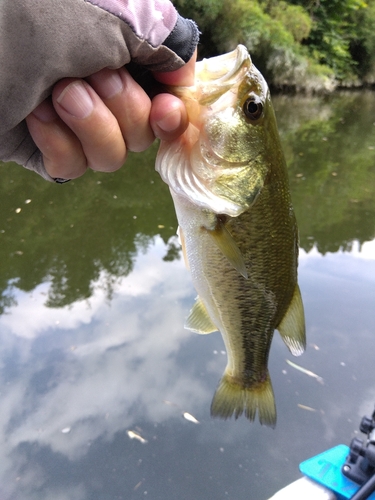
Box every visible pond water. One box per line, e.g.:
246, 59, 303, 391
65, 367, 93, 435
0, 90, 374, 500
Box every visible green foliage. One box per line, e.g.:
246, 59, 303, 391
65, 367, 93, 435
269, 1, 312, 43
174, 0, 375, 89
0, 144, 178, 311
199, 0, 333, 89
347, 0, 375, 83
291, 0, 367, 80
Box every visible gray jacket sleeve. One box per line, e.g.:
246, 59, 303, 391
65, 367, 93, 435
0, 0, 199, 181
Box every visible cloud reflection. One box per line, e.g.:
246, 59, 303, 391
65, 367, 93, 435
297, 239, 375, 445
0, 237, 375, 499
0, 237, 212, 497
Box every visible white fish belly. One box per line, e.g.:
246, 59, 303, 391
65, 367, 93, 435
170, 189, 247, 374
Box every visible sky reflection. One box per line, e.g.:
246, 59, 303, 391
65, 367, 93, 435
0, 237, 211, 498
0, 236, 374, 499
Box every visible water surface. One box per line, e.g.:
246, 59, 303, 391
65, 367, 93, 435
0, 91, 374, 500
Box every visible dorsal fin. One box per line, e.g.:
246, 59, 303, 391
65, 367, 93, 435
277, 284, 306, 356
185, 297, 218, 334
205, 220, 248, 279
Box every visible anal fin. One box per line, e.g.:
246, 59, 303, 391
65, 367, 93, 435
185, 296, 218, 334
277, 284, 306, 356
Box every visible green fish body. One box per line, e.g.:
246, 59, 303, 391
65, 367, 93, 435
156, 46, 305, 427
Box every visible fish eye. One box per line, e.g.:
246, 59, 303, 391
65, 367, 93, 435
243, 97, 263, 121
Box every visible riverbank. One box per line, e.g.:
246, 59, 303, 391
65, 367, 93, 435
174, 0, 375, 93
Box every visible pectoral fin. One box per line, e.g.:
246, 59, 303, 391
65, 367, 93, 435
206, 221, 248, 279
185, 297, 218, 334
177, 226, 189, 270
277, 284, 306, 356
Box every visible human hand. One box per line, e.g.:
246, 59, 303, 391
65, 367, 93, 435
25, 49, 197, 181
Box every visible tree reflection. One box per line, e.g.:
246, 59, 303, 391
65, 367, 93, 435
275, 90, 375, 254
0, 144, 176, 312
1, 92, 374, 311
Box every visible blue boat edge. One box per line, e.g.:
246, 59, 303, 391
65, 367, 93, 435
299, 444, 375, 500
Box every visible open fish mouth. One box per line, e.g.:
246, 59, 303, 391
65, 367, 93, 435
196, 45, 251, 88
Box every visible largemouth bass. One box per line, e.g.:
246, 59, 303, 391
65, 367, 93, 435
155, 45, 305, 427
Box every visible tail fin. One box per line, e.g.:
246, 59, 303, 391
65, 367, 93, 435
210, 371, 276, 427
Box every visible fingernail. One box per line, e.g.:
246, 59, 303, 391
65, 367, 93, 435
156, 107, 181, 133
91, 70, 124, 99
32, 99, 58, 122
56, 81, 94, 119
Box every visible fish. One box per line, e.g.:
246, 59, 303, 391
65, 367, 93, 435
155, 45, 305, 427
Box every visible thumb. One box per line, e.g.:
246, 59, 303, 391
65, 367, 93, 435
153, 49, 197, 87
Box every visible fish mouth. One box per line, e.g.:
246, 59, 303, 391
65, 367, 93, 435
196, 45, 250, 84
196, 45, 252, 106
